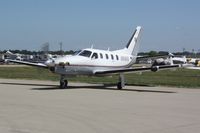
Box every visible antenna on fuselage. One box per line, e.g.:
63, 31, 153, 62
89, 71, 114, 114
107, 47, 110, 51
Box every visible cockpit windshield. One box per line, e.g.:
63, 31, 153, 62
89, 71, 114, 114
73, 50, 81, 55
78, 50, 92, 57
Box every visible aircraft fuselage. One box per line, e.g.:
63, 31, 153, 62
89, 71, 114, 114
50, 48, 137, 76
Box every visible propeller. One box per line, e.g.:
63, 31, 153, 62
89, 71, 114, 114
45, 58, 55, 67
44, 57, 70, 72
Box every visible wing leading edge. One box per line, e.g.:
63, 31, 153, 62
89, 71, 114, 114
6, 59, 48, 68
94, 64, 181, 75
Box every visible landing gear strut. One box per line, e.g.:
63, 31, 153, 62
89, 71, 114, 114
60, 75, 68, 89
117, 74, 125, 89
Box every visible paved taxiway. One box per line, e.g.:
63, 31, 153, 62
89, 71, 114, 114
0, 78, 200, 133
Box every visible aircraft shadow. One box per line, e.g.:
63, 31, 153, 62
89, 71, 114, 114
0, 82, 176, 93
33, 83, 176, 93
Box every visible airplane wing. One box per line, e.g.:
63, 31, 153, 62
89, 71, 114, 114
94, 64, 181, 75
6, 59, 48, 68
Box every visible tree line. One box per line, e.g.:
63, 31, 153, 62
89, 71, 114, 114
0, 50, 200, 58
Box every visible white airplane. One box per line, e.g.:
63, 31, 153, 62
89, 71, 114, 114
7, 26, 182, 89
152, 55, 187, 66
5, 50, 23, 61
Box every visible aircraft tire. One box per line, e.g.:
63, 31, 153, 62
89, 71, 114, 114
60, 80, 68, 89
117, 82, 122, 90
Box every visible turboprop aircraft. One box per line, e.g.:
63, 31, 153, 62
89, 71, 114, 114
7, 26, 183, 89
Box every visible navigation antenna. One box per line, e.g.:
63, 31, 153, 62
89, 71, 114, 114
91, 44, 94, 49
59, 42, 63, 55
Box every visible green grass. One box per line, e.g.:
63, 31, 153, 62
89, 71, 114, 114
0, 66, 200, 88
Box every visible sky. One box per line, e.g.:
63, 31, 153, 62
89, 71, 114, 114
0, 0, 199, 52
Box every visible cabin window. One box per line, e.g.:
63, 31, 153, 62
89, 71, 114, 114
79, 50, 92, 57
100, 53, 103, 59
116, 55, 119, 60
106, 54, 109, 59
91, 52, 98, 59
111, 54, 114, 60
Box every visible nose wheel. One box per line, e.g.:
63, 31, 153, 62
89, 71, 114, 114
60, 75, 68, 89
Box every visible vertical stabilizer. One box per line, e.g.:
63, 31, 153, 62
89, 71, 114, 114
125, 26, 142, 56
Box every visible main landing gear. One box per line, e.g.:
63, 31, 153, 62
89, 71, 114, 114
60, 75, 68, 89
117, 74, 125, 89
59, 74, 125, 89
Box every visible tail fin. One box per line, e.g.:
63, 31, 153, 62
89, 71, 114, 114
124, 26, 142, 56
